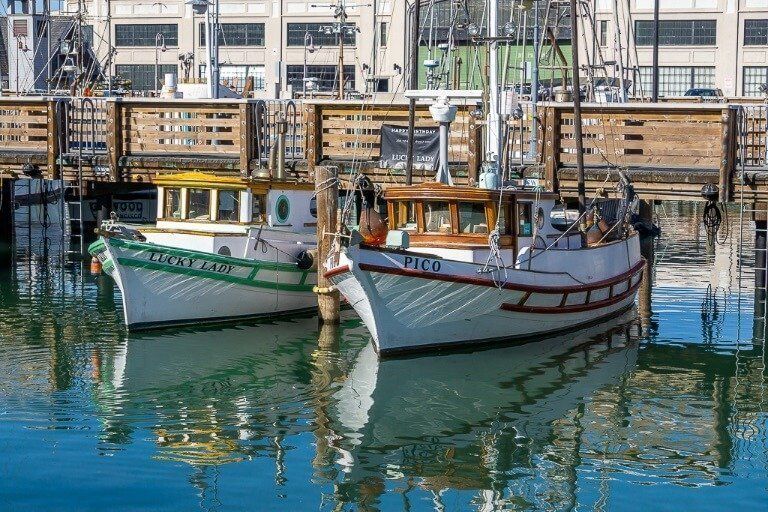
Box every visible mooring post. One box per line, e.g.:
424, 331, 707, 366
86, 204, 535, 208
0, 179, 14, 245
638, 200, 654, 335
755, 220, 767, 311
315, 165, 340, 324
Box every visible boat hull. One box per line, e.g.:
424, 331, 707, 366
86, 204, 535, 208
90, 237, 317, 330
327, 237, 645, 355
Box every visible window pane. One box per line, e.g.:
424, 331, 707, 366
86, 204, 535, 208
423, 201, 451, 233
115, 64, 177, 90
287, 23, 356, 46
164, 188, 181, 218
518, 204, 533, 236
498, 204, 508, 234
252, 194, 267, 223
200, 23, 265, 46
638, 66, 714, 97
217, 190, 240, 222
115, 24, 178, 46
458, 202, 487, 234
745, 19, 768, 46
394, 201, 417, 231
188, 189, 211, 220
635, 20, 715, 46
286, 64, 355, 92
744, 66, 768, 96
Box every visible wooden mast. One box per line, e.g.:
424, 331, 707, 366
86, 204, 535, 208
569, 0, 586, 215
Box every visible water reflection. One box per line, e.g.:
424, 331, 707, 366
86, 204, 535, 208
0, 207, 766, 511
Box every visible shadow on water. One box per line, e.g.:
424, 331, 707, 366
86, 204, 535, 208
0, 206, 766, 511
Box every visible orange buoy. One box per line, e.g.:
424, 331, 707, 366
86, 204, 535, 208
358, 208, 388, 245
90, 256, 103, 275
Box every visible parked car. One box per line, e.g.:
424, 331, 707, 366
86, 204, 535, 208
684, 88, 724, 98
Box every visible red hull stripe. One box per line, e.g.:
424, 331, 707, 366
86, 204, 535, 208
357, 259, 646, 294
323, 265, 351, 279
499, 277, 643, 314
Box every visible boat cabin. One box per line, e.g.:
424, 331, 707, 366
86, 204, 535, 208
152, 172, 316, 234
384, 183, 574, 262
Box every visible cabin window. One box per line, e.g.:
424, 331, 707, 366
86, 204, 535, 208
458, 202, 488, 234
252, 194, 267, 223
498, 203, 509, 234
518, 203, 533, 236
164, 188, 181, 219
423, 201, 452, 233
394, 201, 417, 231
217, 189, 240, 222
188, 188, 211, 220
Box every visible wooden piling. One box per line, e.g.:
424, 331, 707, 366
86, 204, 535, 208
0, 178, 14, 244
638, 200, 654, 335
315, 165, 340, 324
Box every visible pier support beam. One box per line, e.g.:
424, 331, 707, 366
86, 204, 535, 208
315, 165, 340, 324
755, 220, 767, 310
638, 200, 654, 335
0, 179, 14, 245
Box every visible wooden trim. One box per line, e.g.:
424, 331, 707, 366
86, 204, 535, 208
46, 99, 60, 180
239, 102, 253, 178
357, 258, 646, 294
500, 277, 642, 314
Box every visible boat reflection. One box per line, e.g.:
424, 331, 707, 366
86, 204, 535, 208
323, 311, 641, 507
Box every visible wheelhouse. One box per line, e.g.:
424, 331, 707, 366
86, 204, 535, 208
385, 183, 560, 251
153, 172, 315, 230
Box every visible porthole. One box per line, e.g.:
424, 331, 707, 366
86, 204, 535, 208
275, 195, 290, 223
217, 246, 231, 256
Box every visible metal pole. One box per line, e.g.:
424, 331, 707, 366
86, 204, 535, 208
652, 0, 659, 101
154, 33, 160, 93
570, 0, 586, 215
485, 0, 501, 162
106, 0, 112, 95
527, 0, 540, 160
212, 0, 220, 98
338, 26, 345, 98
611, 0, 626, 102
304, 32, 309, 96
405, 0, 421, 186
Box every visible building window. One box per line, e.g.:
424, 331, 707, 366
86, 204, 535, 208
115, 24, 178, 47
743, 67, 768, 96
372, 78, 389, 92
599, 20, 607, 46
199, 23, 265, 46
115, 64, 178, 90
286, 64, 356, 92
198, 64, 266, 92
286, 23, 356, 47
380, 22, 388, 46
745, 19, 768, 46
634, 20, 716, 46
638, 66, 714, 97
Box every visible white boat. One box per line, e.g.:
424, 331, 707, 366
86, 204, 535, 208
325, 182, 645, 356
89, 172, 319, 330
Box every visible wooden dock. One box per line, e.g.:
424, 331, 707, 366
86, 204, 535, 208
0, 96, 767, 204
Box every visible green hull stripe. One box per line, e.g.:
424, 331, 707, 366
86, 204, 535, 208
116, 257, 314, 292
106, 236, 304, 273
89, 239, 107, 256
102, 259, 115, 274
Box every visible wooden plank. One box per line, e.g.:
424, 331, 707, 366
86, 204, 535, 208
559, 153, 720, 167
107, 99, 123, 182
239, 102, 252, 178
124, 142, 238, 154
46, 99, 60, 179
124, 117, 240, 128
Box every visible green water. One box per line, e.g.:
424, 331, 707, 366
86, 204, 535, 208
0, 203, 766, 511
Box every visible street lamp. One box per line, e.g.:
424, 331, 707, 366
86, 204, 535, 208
154, 33, 167, 93
303, 31, 316, 97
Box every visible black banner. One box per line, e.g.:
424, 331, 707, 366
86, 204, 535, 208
379, 124, 439, 171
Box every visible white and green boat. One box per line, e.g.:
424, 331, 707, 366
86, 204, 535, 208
89, 172, 319, 330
